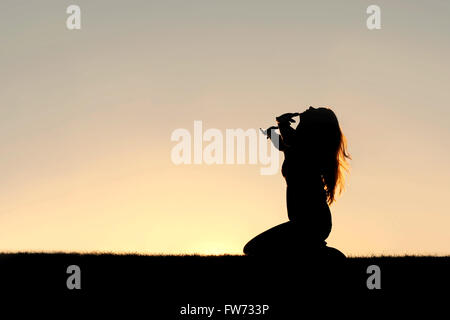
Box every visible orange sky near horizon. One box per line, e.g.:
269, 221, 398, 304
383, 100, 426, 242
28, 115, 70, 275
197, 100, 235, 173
1, 1, 450, 256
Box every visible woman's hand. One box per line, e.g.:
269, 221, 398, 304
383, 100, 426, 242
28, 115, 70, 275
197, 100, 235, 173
276, 113, 300, 124
260, 126, 278, 139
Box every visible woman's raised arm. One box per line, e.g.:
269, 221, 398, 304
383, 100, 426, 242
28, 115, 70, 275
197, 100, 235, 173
276, 113, 299, 147
261, 127, 288, 151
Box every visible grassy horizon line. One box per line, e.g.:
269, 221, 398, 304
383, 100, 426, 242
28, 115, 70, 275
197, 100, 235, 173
0, 251, 449, 259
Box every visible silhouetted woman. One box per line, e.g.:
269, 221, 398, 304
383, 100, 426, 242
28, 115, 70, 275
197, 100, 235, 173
243, 107, 350, 255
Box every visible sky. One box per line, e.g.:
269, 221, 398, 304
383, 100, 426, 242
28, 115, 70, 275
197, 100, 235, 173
1, 0, 449, 255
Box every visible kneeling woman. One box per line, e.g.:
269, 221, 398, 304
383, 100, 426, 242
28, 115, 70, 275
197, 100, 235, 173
243, 107, 350, 255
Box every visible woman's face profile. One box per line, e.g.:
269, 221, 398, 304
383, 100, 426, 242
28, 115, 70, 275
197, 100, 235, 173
300, 107, 334, 126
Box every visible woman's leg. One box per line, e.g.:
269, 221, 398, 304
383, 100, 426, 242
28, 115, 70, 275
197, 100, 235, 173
243, 221, 305, 255
243, 219, 330, 256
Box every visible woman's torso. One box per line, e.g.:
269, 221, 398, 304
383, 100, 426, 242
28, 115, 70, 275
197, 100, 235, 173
282, 148, 332, 237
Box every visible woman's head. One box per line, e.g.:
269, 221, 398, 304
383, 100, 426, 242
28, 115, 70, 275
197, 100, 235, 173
299, 107, 350, 204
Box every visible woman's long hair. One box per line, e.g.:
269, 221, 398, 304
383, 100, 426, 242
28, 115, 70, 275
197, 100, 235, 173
301, 107, 350, 204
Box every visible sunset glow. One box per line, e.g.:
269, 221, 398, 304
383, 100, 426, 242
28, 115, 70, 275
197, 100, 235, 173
1, 1, 450, 256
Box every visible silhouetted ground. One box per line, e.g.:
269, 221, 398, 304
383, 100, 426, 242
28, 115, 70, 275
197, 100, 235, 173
0, 253, 448, 317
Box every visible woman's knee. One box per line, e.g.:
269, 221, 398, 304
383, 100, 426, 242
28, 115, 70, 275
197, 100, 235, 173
243, 223, 292, 255
243, 238, 256, 255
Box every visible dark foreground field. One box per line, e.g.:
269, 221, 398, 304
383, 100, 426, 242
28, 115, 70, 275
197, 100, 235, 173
0, 253, 448, 316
